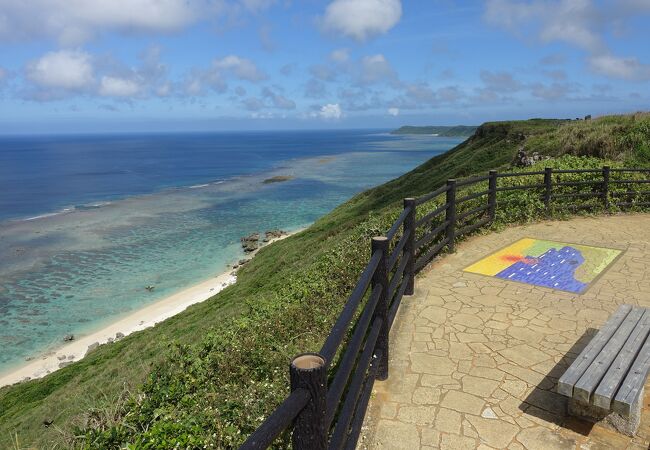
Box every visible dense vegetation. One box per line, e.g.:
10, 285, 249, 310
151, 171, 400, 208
1, 113, 649, 449
390, 125, 478, 137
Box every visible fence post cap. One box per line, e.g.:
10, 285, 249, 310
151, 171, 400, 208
291, 353, 326, 371
447, 178, 457, 184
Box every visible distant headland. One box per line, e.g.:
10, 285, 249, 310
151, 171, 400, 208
390, 125, 478, 137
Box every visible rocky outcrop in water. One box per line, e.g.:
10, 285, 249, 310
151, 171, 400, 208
240, 230, 287, 252
241, 233, 260, 253
265, 229, 286, 240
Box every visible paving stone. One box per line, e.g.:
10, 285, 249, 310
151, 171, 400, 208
420, 306, 448, 324
371, 420, 421, 449
508, 326, 544, 343
379, 401, 398, 419
441, 390, 485, 415
516, 426, 576, 450
440, 433, 476, 450
456, 333, 488, 343
450, 312, 483, 328
421, 375, 459, 388
448, 342, 473, 360
410, 354, 456, 375
499, 344, 550, 367
397, 405, 437, 424
413, 386, 441, 405
435, 407, 461, 434
462, 418, 478, 438
421, 428, 441, 447
547, 318, 575, 332
485, 320, 509, 330
468, 367, 505, 381
461, 375, 499, 397
467, 415, 519, 448
500, 379, 528, 397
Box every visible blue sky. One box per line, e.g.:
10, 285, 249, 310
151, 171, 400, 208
0, 0, 648, 133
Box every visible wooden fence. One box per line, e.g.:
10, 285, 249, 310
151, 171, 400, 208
240, 166, 650, 450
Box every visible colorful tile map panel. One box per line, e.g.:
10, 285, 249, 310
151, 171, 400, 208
464, 238, 622, 293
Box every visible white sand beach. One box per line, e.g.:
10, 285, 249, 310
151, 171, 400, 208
0, 232, 295, 388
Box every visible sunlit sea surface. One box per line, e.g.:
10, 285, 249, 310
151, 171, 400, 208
0, 130, 462, 374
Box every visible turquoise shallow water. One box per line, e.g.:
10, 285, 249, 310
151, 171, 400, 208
0, 132, 462, 374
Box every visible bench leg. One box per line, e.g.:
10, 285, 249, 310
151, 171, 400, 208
568, 389, 643, 437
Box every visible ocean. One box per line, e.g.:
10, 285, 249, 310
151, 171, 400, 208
0, 130, 462, 374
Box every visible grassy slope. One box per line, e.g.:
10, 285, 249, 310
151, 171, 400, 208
1, 114, 648, 448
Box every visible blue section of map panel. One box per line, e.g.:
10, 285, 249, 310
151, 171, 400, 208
495, 246, 587, 293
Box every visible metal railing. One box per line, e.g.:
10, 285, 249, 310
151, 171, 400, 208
240, 166, 650, 449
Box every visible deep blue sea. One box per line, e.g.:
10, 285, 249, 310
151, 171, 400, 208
0, 130, 462, 375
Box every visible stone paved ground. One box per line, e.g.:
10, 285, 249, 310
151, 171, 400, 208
359, 214, 650, 450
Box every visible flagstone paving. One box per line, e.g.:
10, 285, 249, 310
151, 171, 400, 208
359, 214, 650, 449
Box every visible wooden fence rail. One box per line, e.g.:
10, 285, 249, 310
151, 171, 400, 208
240, 166, 650, 450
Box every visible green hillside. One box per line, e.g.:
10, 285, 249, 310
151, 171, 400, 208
1, 113, 649, 449
390, 125, 478, 137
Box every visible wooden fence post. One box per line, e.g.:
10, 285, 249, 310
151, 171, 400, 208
371, 237, 390, 381
403, 198, 416, 296
290, 353, 327, 450
488, 170, 497, 222
445, 179, 457, 253
544, 167, 553, 214
602, 165, 610, 211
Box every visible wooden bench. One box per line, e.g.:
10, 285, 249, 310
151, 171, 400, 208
558, 304, 650, 435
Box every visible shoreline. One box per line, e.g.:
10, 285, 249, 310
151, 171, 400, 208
0, 232, 296, 388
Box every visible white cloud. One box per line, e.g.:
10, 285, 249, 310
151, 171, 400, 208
262, 86, 296, 109
323, 0, 402, 40
240, 0, 277, 12
589, 54, 650, 81
98, 76, 141, 97
388, 107, 399, 116
23, 46, 176, 100
330, 48, 350, 63
484, 0, 602, 52
529, 81, 577, 100
310, 64, 338, 82
213, 55, 267, 82
318, 103, 343, 119
180, 55, 265, 97
0, 0, 209, 45
243, 97, 264, 111
358, 54, 398, 85
156, 82, 172, 97
304, 79, 328, 99
480, 70, 523, 92
483, 0, 650, 81
26, 49, 94, 90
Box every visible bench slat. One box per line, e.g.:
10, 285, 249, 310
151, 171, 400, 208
558, 305, 633, 397
593, 310, 650, 409
573, 307, 645, 403
613, 334, 650, 416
